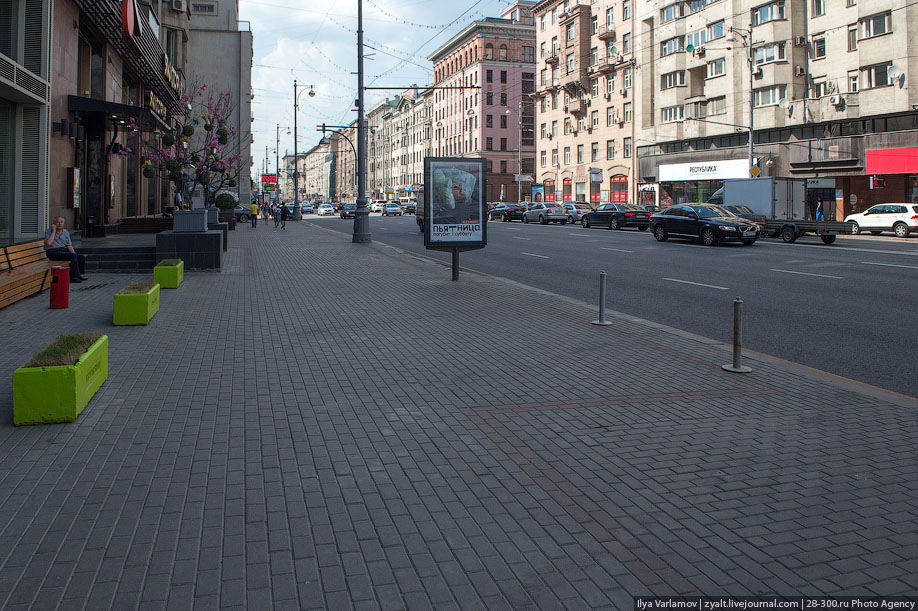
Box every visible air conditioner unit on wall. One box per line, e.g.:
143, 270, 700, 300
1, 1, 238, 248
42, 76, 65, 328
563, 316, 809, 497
620, 88, 627, 97
695, 47, 705, 58
794, 66, 806, 77
829, 95, 844, 107
794, 36, 806, 47
171, 0, 184, 11
605, 93, 612, 101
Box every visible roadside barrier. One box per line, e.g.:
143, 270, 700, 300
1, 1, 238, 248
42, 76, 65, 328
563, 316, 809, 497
591, 271, 613, 326
722, 297, 752, 373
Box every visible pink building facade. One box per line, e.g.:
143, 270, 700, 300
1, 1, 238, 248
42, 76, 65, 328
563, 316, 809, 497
428, 2, 537, 203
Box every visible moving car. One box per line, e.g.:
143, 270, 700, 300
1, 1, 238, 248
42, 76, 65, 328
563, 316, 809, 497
844, 203, 918, 238
649, 204, 760, 246
522, 202, 567, 225
582, 203, 650, 231
382, 202, 402, 216
488, 203, 526, 222
370, 200, 386, 213
340, 203, 357, 219
400, 201, 416, 215
562, 203, 593, 224
318, 203, 335, 216
233, 204, 251, 223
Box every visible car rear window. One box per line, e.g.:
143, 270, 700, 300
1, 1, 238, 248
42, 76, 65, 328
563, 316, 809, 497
912, 206, 918, 214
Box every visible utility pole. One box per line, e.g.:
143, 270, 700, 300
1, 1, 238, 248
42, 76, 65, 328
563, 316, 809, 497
353, 0, 371, 243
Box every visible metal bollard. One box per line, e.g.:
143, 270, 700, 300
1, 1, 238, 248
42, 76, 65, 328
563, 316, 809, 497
591, 271, 613, 326
722, 297, 752, 373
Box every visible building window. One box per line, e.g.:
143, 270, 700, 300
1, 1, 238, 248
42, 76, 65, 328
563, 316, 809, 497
862, 62, 892, 88
813, 81, 828, 97
623, 68, 632, 88
623, 102, 632, 122
752, 1, 784, 26
591, 142, 599, 162
577, 144, 584, 163
688, 0, 708, 14
591, 16, 598, 34
564, 147, 571, 164
661, 36, 685, 57
607, 106, 615, 126
591, 47, 598, 66
499, 44, 508, 60
708, 21, 725, 41
753, 43, 785, 65
567, 23, 576, 42
812, 0, 825, 16
861, 12, 891, 38
501, 160, 507, 173
661, 105, 684, 123
486, 92, 493, 105
541, 150, 547, 167
753, 85, 787, 106
486, 114, 493, 128
813, 37, 826, 59
540, 123, 547, 138
623, 0, 631, 20
848, 72, 859, 92
686, 29, 707, 52
486, 137, 493, 150
500, 114, 507, 129
564, 118, 572, 135
606, 7, 614, 25
500, 70, 507, 83
606, 75, 615, 94
587, 110, 597, 127
485, 44, 494, 59
566, 53, 575, 73
707, 58, 726, 77
191, 2, 216, 13
623, 33, 632, 54
661, 71, 686, 89
500, 93, 507, 106
708, 96, 726, 115
551, 120, 558, 136
606, 140, 616, 159
522, 46, 534, 62
541, 14, 546, 30
661, 3, 683, 23
552, 149, 558, 166
552, 7, 557, 23
848, 27, 858, 52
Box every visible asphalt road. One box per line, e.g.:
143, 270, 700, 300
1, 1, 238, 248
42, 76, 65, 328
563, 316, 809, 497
308, 213, 918, 398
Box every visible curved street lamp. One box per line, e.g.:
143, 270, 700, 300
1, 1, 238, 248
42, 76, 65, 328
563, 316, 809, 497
292, 80, 316, 219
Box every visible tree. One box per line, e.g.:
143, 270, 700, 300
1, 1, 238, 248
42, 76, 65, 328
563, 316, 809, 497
142, 83, 243, 208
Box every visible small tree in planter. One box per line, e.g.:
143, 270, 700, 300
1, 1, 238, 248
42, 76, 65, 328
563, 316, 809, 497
13, 332, 109, 425
142, 82, 243, 208
215, 192, 238, 229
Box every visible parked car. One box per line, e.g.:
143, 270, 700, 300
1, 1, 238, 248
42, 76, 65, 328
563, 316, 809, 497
340, 203, 357, 219
522, 202, 568, 225
723, 204, 766, 231
318, 203, 335, 216
561, 203, 593, 224
649, 204, 760, 246
582, 203, 651, 231
844, 203, 918, 238
400, 201, 416, 215
382, 202, 402, 216
233, 204, 251, 223
488, 203, 527, 222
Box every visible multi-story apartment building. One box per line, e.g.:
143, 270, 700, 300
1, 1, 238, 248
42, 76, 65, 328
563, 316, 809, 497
366, 98, 397, 199
428, 1, 537, 203
303, 139, 336, 201
333, 120, 358, 202
532, 0, 636, 205
634, 0, 917, 218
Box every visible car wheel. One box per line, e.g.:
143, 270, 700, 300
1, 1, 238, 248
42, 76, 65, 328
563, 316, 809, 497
701, 227, 718, 246
781, 226, 798, 243
239, 214, 249, 223
740, 239, 756, 246
653, 224, 667, 242
539, 215, 547, 225
870, 231, 883, 235
504, 213, 511, 222
582, 218, 591, 229
638, 225, 648, 231
568, 215, 575, 224
523, 215, 529, 224
820, 234, 837, 244
609, 217, 619, 230
894, 222, 910, 238
850, 221, 861, 235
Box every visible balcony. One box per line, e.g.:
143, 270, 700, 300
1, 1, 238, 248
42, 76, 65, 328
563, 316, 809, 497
595, 56, 616, 73
566, 99, 586, 115
545, 50, 559, 64
597, 24, 616, 41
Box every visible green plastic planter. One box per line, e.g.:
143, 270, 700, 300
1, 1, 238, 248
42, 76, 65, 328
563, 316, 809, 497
113, 283, 160, 325
153, 259, 184, 288
13, 335, 109, 425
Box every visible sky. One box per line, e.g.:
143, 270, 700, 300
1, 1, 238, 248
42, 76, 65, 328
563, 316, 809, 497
240, 0, 517, 176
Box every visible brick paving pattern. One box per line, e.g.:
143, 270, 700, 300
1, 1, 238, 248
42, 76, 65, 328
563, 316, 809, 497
0, 220, 916, 610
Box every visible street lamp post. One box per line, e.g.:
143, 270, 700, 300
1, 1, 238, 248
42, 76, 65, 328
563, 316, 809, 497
292, 80, 316, 220
353, 0, 371, 243
276, 124, 290, 201
728, 26, 756, 178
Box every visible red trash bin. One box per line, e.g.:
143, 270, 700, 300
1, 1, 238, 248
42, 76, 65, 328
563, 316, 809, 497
50, 266, 69, 309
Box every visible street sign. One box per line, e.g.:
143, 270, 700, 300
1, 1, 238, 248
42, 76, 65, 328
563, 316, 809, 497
751, 166, 760, 177
589, 167, 603, 183
514, 174, 533, 182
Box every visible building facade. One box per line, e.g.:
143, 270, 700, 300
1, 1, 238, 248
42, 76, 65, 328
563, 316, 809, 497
532, 0, 636, 206
634, 0, 917, 217
428, 2, 538, 203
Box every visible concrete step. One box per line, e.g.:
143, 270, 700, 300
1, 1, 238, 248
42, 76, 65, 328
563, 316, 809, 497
81, 246, 157, 273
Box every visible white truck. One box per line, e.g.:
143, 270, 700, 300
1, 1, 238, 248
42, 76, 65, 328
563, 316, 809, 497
708, 177, 849, 244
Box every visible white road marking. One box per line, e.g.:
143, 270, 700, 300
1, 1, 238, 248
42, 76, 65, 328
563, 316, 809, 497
663, 278, 729, 290
521, 252, 549, 259
757, 240, 918, 257
511, 236, 531, 240
861, 261, 918, 270
600, 247, 633, 253
770, 268, 843, 279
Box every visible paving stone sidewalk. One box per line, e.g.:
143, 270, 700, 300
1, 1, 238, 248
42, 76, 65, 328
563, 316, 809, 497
0, 221, 916, 610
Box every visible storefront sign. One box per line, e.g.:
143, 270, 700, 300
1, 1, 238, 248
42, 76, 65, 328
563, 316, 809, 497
163, 57, 185, 99
147, 91, 167, 121
866, 147, 918, 175
121, 0, 143, 37
805, 178, 835, 189
589, 167, 603, 183
659, 159, 748, 181
424, 157, 487, 249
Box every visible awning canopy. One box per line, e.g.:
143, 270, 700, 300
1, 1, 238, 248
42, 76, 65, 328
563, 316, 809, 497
68, 95, 169, 131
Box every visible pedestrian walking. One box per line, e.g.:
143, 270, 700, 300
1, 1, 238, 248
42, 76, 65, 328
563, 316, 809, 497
250, 201, 259, 227
815, 197, 825, 221
273, 203, 280, 228
281, 202, 290, 230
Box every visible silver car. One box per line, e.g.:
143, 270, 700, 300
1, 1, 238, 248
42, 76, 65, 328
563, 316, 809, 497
523, 202, 568, 225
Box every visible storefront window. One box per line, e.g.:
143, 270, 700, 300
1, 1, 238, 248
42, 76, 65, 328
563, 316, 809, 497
575, 182, 586, 202
562, 178, 572, 201
610, 175, 628, 202
660, 180, 722, 207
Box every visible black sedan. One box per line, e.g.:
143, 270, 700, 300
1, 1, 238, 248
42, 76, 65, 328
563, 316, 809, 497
340, 203, 357, 219
582, 203, 651, 231
723, 205, 766, 232
649, 204, 760, 246
488, 203, 527, 222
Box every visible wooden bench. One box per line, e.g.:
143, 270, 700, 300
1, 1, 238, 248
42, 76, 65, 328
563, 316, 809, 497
0, 239, 69, 310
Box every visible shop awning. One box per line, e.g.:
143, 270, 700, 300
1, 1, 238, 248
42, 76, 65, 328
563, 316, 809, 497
866, 147, 918, 175
68, 95, 169, 131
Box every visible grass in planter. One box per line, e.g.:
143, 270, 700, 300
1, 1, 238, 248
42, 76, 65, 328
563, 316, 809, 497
24, 332, 104, 368
119, 282, 157, 294
157, 259, 182, 266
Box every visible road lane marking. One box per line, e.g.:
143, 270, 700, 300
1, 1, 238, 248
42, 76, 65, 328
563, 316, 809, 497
663, 278, 728, 290
521, 252, 549, 259
511, 236, 531, 240
757, 240, 918, 257
600, 247, 633, 253
861, 261, 918, 270
770, 268, 843, 279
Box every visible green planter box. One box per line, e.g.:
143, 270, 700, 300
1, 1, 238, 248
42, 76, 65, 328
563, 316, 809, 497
13, 335, 109, 425
153, 259, 184, 288
113, 283, 160, 325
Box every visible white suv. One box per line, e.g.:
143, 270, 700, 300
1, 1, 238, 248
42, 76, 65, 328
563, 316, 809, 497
370, 200, 386, 213
845, 203, 918, 238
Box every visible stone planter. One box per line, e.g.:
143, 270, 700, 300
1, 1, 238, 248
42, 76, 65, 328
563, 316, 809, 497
153, 259, 184, 288
206, 207, 219, 224
13, 335, 109, 425
173, 209, 208, 232
113, 283, 160, 325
